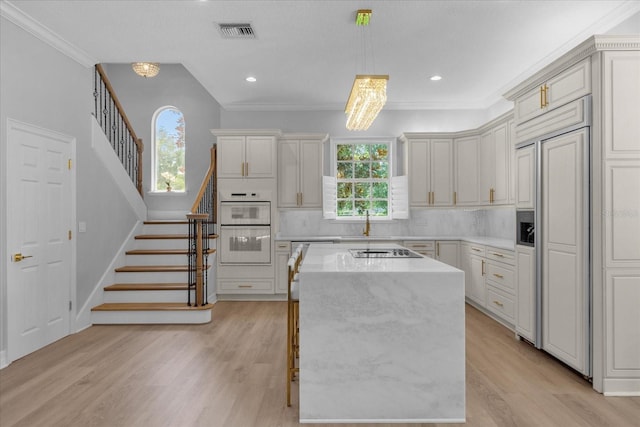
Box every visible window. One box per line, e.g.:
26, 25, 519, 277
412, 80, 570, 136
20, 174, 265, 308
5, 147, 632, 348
152, 106, 185, 192
335, 142, 390, 217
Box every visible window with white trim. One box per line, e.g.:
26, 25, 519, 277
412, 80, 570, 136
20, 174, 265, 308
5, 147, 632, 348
323, 139, 408, 220
152, 106, 185, 192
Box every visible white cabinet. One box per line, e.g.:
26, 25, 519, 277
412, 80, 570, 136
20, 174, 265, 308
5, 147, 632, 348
403, 240, 434, 258
515, 144, 535, 209
275, 241, 291, 294
454, 136, 480, 206
461, 243, 486, 306
436, 241, 459, 268
479, 122, 510, 205
515, 58, 591, 124
516, 245, 536, 342
405, 137, 454, 206
211, 130, 279, 178
278, 135, 327, 208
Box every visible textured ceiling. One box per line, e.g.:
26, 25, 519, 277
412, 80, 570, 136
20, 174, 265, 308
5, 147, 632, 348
5, 0, 640, 111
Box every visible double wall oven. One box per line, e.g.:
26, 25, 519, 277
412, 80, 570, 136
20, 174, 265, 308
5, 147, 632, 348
219, 192, 272, 265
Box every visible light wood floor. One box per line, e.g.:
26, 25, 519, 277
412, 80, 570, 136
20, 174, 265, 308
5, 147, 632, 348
1, 302, 638, 427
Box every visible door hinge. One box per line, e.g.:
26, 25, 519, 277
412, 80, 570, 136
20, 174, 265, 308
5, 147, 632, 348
69, 301, 72, 311
68, 159, 72, 170
68, 230, 72, 240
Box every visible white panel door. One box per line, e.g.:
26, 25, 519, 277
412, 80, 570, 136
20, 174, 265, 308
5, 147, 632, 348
493, 124, 509, 205
516, 246, 536, 342
436, 241, 458, 268
430, 139, 454, 206
542, 128, 588, 374
479, 131, 494, 204
299, 140, 323, 208
7, 120, 74, 362
278, 140, 299, 207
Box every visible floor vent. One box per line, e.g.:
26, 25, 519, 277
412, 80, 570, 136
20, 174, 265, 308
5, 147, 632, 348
217, 23, 256, 39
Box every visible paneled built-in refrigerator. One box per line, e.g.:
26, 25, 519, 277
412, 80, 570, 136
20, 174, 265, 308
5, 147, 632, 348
515, 95, 591, 378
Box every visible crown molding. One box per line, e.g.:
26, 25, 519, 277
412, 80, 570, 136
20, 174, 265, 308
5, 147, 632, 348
278, 133, 329, 142
210, 129, 282, 137
0, 1, 96, 67
503, 34, 640, 101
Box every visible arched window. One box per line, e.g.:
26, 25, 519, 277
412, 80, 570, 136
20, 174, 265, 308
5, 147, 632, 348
152, 106, 185, 192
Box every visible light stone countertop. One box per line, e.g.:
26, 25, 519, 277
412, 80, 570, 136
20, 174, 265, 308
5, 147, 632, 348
298, 243, 466, 422
275, 234, 515, 251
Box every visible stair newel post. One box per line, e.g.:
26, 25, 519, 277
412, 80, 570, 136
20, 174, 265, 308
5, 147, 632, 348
187, 213, 208, 306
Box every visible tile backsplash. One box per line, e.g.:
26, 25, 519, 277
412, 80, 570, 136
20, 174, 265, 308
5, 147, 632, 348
278, 206, 515, 241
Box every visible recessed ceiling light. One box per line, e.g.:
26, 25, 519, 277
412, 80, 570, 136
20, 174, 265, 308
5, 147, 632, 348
246, 76, 257, 82
430, 75, 442, 81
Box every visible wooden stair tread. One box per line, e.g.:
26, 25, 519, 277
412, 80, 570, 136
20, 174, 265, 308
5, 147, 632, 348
92, 302, 214, 311
105, 283, 189, 291
114, 265, 210, 273
126, 249, 216, 255
143, 220, 189, 225
135, 234, 219, 240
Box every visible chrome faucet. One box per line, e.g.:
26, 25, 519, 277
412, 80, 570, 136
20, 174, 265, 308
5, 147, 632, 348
363, 210, 371, 237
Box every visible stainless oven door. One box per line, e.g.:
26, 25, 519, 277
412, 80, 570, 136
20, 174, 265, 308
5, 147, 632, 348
220, 202, 270, 225
219, 226, 271, 264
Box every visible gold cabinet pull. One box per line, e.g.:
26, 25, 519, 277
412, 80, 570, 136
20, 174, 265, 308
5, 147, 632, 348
481, 260, 485, 275
453, 191, 457, 205
471, 247, 482, 252
12, 253, 33, 262
493, 273, 504, 279
543, 84, 549, 107
493, 300, 504, 307
436, 242, 440, 257
491, 252, 504, 258
300, 192, 303, 206
238, 285, 253, 288
245, 162, 249, 176
540, 85, 545, 109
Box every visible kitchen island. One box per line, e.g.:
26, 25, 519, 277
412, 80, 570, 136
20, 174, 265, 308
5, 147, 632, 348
298, 243, 465, 423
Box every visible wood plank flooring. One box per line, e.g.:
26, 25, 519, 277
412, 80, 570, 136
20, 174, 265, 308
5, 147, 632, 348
1, 302, 638, 427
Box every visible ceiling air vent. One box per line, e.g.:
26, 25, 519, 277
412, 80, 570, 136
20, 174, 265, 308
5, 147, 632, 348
217, 23, 256, 39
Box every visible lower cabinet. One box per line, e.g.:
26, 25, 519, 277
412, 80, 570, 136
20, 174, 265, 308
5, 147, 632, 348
515, 245, 535, 342
436, 241, 459, 268
275, 241, 291, 294
402, 241, 435, 258
461, 242, 516, 327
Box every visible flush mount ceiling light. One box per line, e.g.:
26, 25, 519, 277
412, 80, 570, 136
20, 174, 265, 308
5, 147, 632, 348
345, 9, 388, 131
246, 76, 257, 82
430, 75, 443, 81
132, 62, 160, 78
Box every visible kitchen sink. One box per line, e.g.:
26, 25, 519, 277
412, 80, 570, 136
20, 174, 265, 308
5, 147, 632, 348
349, 248, 423, 258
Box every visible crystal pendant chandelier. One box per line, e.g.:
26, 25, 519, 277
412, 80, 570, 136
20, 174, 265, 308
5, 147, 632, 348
132, 62, 160, 78
345, 10, 388, 131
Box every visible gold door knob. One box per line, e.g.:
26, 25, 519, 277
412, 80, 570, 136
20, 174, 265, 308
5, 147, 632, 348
12, 253, 33, 262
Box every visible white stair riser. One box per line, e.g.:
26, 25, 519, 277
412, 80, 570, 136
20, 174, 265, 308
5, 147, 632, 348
92, 309, 212, 325
125, 254, 189, 265
115, 271, 189, 283
143, 223, 190, 234
103, 290, 193, 303
134, 239, 190, 250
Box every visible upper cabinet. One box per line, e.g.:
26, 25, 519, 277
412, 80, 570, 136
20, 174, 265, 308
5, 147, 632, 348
278, 134, 328, 208
211, 130, 280, 179
514, 58, 591, 125
454, 135, 480, 206
402, 135, 454, 206
479, 120, 511, 205
515, 144, 535, 209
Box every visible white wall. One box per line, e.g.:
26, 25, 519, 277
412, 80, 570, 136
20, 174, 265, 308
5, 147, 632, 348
103, 64, 222, 218
0, 17, 139, 360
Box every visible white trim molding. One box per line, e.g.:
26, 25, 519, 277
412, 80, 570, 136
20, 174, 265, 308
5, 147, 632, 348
0, 1, 96, 67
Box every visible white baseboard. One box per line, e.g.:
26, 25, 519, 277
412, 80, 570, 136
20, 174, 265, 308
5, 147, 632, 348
0, 350, 8, 370
74, 220, 144, 331
603, 378, 640, 396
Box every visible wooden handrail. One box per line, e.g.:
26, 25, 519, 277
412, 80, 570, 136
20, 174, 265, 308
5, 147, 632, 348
95, 64, 142, 152
190, 146, 217, 214
94, 64, 144, 196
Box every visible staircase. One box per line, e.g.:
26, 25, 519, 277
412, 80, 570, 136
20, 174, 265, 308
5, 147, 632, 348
91, 220, 216, 324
